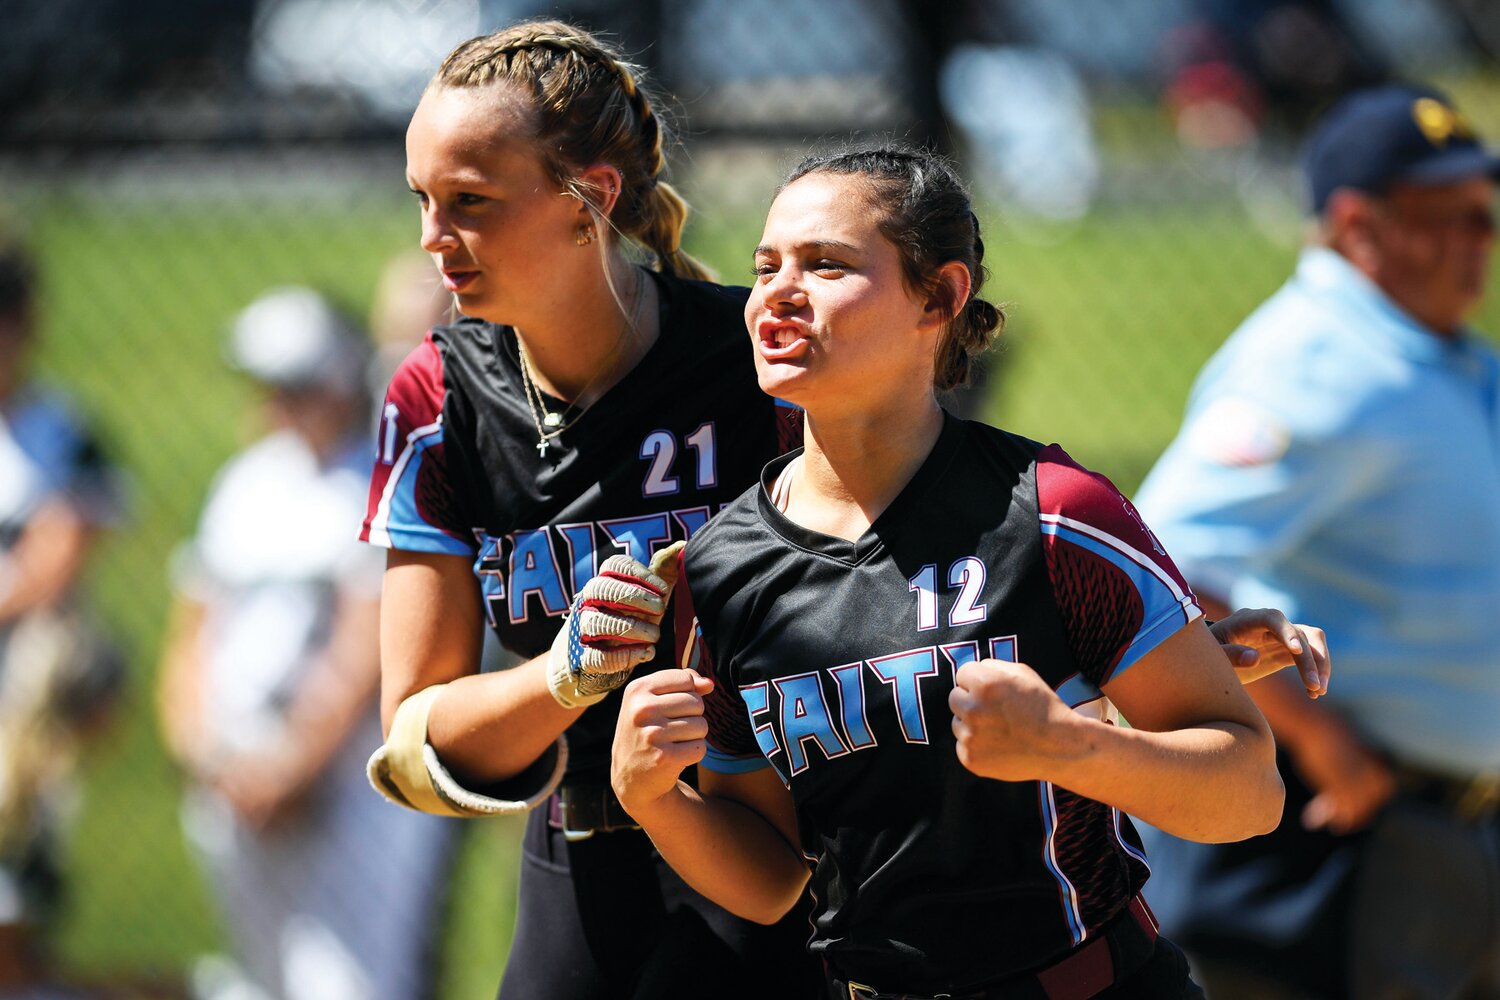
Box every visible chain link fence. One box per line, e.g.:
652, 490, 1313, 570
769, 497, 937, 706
2, 1, 1499, 996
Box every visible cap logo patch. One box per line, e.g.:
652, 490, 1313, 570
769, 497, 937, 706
1412, 97, 1474, 147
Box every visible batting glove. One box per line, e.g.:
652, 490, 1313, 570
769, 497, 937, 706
547, 541, 685, 709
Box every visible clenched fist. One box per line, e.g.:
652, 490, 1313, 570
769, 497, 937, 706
611, 668, 714, 820
948, 659, 1090, 783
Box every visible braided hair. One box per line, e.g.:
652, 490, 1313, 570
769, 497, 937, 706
784, 145, 1004, 390
431, 21, 711, 281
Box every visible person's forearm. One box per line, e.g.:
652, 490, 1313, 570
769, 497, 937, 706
421, 655, 581, 784
380, 550, 577, 785
1045, 715, 1282, 842
1245, 669, 1331, 752
632, 782, 810, 925
156, 598, 210, 770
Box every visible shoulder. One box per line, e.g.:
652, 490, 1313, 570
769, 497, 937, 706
960, 419, 1046, 464
663, 273, 751, 318
9, 383, 82, 430
940, 419, 1049, 497
7, 384, 101, 463
658, 273, 752, 350
1195, 277, 1405, 433
1035, 444, 1180, 576
1034, 443, 1125, 513
1463, 335, 1500, 379
684, 479, 766, 573
384, 333, 448, 413
1036, 444, 1200, 681
6, 383, 121, 516
383, 321, 503, 420
653, 275, 778, 435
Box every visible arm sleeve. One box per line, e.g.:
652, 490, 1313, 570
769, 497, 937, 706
360, 336, 476, 556
1037, 444, 1202, 689
673, 570, 768, 774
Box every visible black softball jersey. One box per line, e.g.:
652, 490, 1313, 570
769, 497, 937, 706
685, 414, 1202, 995
360, 269, 799, 784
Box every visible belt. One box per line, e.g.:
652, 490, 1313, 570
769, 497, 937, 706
1392, 762, 1500, 823
546, 782, 641, 841
830, 895, 1159, 1000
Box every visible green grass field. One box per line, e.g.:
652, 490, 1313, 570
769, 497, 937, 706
22, 175, 1500, 996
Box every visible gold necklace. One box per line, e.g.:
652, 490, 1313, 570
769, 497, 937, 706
518, 268, 648, 456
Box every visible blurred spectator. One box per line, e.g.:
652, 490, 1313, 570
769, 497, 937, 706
0, 236, 126, 993
941, 43, 1099, 222
1134, 85, 1500, 999
366, 247, 451, 403
156, 287, 454, 1000
1162, 0, 1387, 150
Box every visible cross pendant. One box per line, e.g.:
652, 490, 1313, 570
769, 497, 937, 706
536, 439, 549, 456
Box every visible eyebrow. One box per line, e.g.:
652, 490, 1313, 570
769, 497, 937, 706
753, 239, 861, 257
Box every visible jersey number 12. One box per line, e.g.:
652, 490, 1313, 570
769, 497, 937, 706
908, 558, 988, 631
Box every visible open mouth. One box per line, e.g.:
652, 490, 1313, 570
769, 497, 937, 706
757, 320, 809, 359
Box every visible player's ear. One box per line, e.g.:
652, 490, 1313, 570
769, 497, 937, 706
570, 164, 624, 225
919, 261, 973, 333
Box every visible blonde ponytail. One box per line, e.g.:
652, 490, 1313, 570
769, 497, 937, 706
635, 181, 714, 281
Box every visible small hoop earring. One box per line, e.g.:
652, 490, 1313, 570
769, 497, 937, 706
576, 224, 596, 247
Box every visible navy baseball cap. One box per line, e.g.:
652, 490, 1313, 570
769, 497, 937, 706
1304, 84, 1500, 214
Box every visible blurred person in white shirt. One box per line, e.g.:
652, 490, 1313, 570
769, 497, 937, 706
157, 287, 454, 1000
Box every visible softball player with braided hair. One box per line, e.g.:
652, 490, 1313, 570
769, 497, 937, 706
610, 145, 1296, 999
361, 20, 812, 999
366, 22, 1324, 999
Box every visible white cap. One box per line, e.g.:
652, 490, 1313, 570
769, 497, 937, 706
227, 287, 369, 396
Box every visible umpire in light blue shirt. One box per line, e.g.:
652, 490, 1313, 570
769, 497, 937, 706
1134, 84, 1500, 1000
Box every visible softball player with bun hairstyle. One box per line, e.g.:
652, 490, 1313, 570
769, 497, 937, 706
610, 145, 1294, 999
366, 22, 1323, 998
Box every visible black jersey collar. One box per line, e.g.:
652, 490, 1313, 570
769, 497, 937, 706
755, 409, 965, 565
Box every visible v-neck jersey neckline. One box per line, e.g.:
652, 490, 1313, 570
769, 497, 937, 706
755, 410, 964, 565
490, 267, 675, 430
